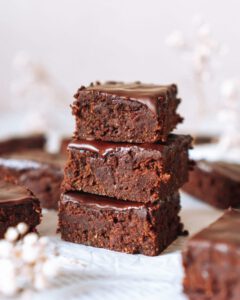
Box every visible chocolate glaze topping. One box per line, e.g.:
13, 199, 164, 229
69, 134, 190, 156
197, 160, 240, 182
193, 209, 240, 247
68, 139, 164, 156
69, 140, 132, 156
0, 181, 34, 205
76, 82, 178, 114
62, 191, 145, 210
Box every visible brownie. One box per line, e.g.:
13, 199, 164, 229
0, 150, 66, 209
182, 209, 240, 300
182, 160, 240, 209
0, 181, 41, 238
62, 134, 192, 203
59, 191, 184, 256
72, 82, 183, 143
0, 133, 46, 155
192, 135, 218, 145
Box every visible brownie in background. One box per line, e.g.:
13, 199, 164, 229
0, 133, 46, 155
0, 181, 41, 238
0, 150, 65, 209
182, 160, 240, 209
192, 135, 218, 145
183, 209, 240, 300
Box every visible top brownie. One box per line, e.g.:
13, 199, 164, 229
72, 82, 183, 143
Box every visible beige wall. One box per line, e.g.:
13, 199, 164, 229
0, 0, 239, 135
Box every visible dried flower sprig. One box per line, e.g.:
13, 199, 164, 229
0, 223, 58, 296
166, 16, 225, 119
9, 52, 71, 151
218, 78, 240, 152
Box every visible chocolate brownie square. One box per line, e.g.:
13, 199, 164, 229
72, 82, 183, 143
182, 209, 240, 300
62, 134, 192, 203
0, 181, 41, 238
182, 160, 240, 209
0, 150, 66, 209
59, 191, 184, 256
0, 133, 46, 155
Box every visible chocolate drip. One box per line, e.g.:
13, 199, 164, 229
68, 134, 189, 156
62, 191, 145, 210
69, 140, 131, 156
0, 181, 35, 205
77, 82, 178, 114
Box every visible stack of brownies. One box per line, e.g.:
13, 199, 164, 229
59, 82, 192, 256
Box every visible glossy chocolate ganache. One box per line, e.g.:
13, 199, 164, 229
0, 181, 35, 205
62, 191, 178, 211
68, 134, 190, 157
75, 81, 178, 114
62, 191, 146, 211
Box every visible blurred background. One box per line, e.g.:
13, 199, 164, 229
0, 0, 239, 149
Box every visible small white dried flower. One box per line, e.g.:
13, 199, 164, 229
0, 223, 59, 296
16, 223, 29, 235
42, 260, 59, 278
23, 232, 38, 245
197, 24, 211, 39
5, 227, 19, 242
0, 259, 15, 279
165, 31, 185, 48
21, 244, 40, 263
0, 240, 13, 258
0, 259, 17, 296
33, 274, 47, 291
166, 17, 224, 120
221, 79, 240, 99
